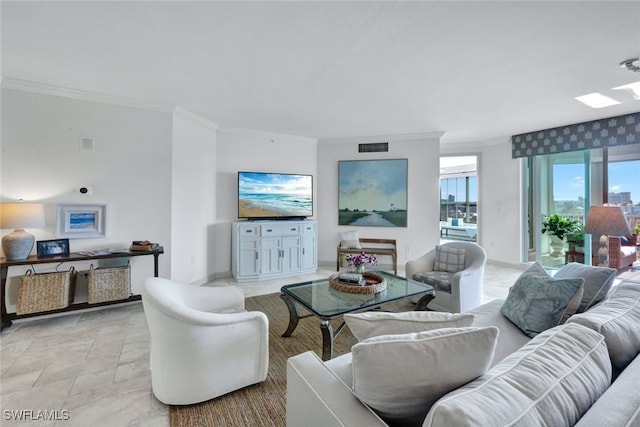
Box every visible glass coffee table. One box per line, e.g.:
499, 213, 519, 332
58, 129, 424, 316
280, 271, 435, 360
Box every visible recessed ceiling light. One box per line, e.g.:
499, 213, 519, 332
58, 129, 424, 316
613, 81, 640, 100
575, 93, 621, 109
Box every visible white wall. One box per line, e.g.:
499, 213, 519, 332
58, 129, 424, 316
215, 127, 318, 276
2, 82, 527, 296
171, 108, 219, 284
478, 140, 523, 265
442, 138, 523, 266
317, 133, 442, 269
1, 88, 173, 304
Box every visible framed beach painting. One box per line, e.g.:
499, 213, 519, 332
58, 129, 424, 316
56, 204, 107, 238
338, 159, 408, 227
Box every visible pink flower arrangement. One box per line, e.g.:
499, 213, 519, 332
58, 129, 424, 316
346, 251, 378, 268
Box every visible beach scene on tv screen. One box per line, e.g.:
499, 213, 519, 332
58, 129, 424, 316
239, 173, 312, 218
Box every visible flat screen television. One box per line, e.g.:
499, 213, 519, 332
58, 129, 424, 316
238, 171, 313, 220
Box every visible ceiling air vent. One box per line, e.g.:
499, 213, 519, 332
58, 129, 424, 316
358, 142, 388, 153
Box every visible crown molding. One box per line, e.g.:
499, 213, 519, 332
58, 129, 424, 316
217, 126, 317, 144
317, 131, 445, 145
173, 107, 219, 131
1, 77, 174, 113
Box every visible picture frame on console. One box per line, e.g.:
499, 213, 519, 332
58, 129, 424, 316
56, 204, 107, 238
36, 238, 70, 258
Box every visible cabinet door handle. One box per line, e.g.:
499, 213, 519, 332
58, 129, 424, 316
302, 248, 305, 255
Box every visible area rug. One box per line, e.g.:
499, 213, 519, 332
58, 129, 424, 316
169, 292, 413, 426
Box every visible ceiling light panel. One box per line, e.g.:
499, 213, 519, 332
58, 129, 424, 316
575, 93, 621, 109
613, 81, 640, 100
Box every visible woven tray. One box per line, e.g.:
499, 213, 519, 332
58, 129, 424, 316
329, 272, 387, 294
17, 268, 76, 315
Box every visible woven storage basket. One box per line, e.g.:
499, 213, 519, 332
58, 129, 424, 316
88, 264, 131, 304
17, 268, 76, 315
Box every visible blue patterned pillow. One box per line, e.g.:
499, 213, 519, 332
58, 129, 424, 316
501, 263, 584, 337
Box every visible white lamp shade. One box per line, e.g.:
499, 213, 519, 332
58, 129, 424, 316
0, 203, 46, 230
584, 205, 632, 236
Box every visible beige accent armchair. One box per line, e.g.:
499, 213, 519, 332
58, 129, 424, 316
405, 242, 487, 313
141, 277, 269, 405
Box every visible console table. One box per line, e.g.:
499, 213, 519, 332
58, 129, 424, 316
1, 247, 164, 330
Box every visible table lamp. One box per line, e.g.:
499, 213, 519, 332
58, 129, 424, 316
0, 202, 46, 260
584, 205, 632, 266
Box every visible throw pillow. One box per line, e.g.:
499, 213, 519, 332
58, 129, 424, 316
344, 311, 474, 341
559, 284, 584, 325
553, 262, 616, 313
351, 326, 498, 426
423, 323, 611, 427
501, 262, 584, 337
567, 281, 640, 371
338, 230, 361, 249
433, 245, 466, 273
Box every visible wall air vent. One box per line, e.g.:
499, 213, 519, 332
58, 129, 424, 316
79, 136, 95, 152
358, 142, 388, 153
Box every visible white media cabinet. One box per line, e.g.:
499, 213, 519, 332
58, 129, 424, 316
231, 220, 317, 282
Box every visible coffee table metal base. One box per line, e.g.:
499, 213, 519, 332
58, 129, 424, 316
280, 291, 435, 361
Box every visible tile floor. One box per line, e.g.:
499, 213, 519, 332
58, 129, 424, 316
0, 263, 525, 427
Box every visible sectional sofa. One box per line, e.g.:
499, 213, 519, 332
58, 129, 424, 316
286, 263, 640, 427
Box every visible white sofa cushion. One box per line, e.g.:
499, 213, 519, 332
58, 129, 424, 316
469, 299, 531, 366
501, 262, 584, 337
567, 281, 640, 371
351, 326, 498, 426
574, 353, 640, 427
554, 262, 616, 313
424, 323, 611, 427
343, 311, 474, 341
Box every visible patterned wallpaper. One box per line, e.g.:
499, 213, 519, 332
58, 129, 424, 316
511, 112, 640, 158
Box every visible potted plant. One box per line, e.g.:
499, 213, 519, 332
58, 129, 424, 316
345, 251, 378, 274
541, 214, 577, 257
567, 224, 585, 253
630, 224, 640, 246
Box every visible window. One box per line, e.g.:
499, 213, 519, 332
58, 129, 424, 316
524, 145, 640, 268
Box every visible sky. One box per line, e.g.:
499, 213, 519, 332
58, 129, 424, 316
238, 172, 312, 195
553, 160, 640, 203
339, 159, 408, 211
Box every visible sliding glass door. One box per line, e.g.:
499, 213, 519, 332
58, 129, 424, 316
525, 144, 640, 268
527, 151, 590, 268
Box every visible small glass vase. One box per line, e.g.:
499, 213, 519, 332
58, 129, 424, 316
353, 265, 365, 275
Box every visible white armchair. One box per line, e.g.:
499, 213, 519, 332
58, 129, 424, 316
141, 277, 269, 405
405, 242, 487, 313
